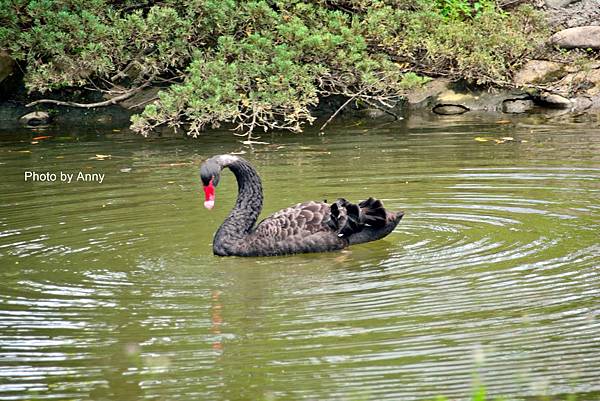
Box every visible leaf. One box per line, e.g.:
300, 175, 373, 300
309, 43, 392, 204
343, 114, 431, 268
158, 162, 192, 167
90, 154, 112, 160
242, 140, 269, 145
477, 136, 518, 144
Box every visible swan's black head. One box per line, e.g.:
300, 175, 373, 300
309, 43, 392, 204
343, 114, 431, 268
200, 159, 222, 187
200, 159, 221, 210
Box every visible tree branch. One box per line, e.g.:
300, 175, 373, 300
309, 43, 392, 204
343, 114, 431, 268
319, 91, 362, 132
26, 77, 155, 109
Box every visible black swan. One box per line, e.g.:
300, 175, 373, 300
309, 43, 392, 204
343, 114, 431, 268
201, 154, 404, 256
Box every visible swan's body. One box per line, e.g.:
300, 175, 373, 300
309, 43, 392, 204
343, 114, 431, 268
201, 154, 403, 257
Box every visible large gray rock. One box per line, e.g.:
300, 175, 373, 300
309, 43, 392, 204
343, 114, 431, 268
550, 26, 600, 50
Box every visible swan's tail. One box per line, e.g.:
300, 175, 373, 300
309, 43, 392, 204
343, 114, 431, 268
327, 197, 390, 238
358, 197, 388, 228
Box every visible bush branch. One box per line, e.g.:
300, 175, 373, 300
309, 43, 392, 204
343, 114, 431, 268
26, 77, 155, 109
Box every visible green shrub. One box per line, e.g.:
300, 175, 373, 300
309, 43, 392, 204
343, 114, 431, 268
0, 0, 546, 136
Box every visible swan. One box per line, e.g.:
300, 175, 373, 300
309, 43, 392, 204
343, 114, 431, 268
201, 154, 404, 256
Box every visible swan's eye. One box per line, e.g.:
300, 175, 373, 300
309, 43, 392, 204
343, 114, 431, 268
201, 174, 214, 187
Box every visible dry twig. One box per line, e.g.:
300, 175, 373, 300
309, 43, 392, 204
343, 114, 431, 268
26, 76, 155, 109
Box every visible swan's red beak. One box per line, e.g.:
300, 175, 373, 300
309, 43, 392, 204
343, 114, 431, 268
203, 179, 215, 210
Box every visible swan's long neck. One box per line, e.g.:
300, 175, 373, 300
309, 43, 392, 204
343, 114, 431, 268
213, 156, 263, 254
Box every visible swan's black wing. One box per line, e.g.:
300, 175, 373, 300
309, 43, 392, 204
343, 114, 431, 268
242, 201, 343, 256
252, 200, 336, 238
243, 198, 398, 256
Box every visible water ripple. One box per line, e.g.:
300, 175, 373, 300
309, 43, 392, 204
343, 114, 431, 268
0, 121, 599, 400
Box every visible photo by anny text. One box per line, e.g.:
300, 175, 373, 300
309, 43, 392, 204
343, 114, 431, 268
24, 171, 105, 184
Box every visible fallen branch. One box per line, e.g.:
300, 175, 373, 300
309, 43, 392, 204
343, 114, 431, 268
26, 77, 155, 109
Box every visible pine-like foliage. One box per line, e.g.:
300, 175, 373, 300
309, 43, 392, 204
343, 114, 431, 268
0, 0, 546, 136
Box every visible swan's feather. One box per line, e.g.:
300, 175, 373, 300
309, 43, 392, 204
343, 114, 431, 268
253, 201, 331, 240
243, 197, 398, 255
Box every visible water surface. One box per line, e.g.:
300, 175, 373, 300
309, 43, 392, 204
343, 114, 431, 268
1, 114, 599, 400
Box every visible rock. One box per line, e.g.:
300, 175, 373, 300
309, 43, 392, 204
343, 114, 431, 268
514, 60, 565, 85
574, 67, 600, 95
550, 26, 600, 50
564, 61, 600, 73
545, 0, 600, 29
502, 98, 535, 113
431, 86, 528, 113
588, 94, 600, 110
0, 51, 15, 85
432, 104, 469, 115
19, 111, 51, 126
545, 0, 578, 7
538, 92, 572, 109
571, 96, 593, 110
583, 69, 600, 95
549, 67, 600, 96
435, 89, 476, 105
405, 78, 451, 109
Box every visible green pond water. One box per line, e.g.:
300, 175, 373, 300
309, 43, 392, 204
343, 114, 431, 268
0, 114, 599, 401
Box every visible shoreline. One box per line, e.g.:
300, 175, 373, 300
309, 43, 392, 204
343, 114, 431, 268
1, 0, 599, 135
